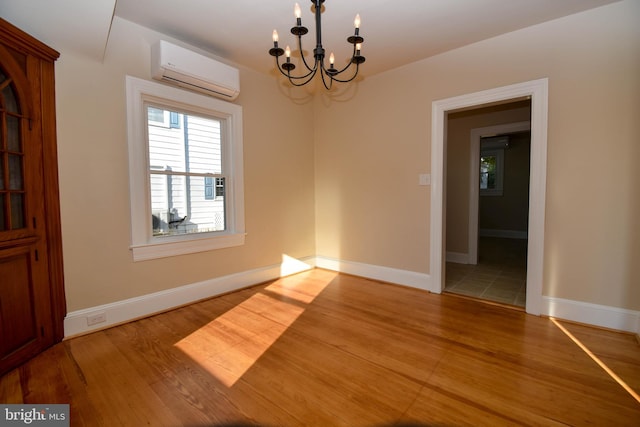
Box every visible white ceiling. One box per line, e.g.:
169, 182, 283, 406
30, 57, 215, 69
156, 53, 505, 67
1, 0, 620, 77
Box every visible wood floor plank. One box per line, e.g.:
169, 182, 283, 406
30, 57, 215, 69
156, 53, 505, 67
400, 386, 556, 427
558, 320, 640, 393
1, 268, 638, 426
288, 302, 448, 384
18, 343, 74, 404
429, 345, 640, 426
254, 329, 422, 424
67, 332, 183, 426
0, 368, 23, 403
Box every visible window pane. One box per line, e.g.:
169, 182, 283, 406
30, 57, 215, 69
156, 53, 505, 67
151, 173, 186, 235
0, 156, 4, 189
10, 193, 24, 229
147, 107, 222, 174
148, 108, 187, 172
184, 115, 222, 174
150, 174, 225, 236
480, 155, 497, 190
0, 195, 5, 231
7, 115, 21, 152
189, 176, 225, 232
2, 83, 19, 113
9, 154, 23, 190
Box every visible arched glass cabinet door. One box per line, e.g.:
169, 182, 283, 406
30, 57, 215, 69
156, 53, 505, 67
0, 67, 26, 231
0, 18, 64, 377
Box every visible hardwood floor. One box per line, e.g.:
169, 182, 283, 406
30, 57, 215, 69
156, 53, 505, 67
1, 269, 639, 426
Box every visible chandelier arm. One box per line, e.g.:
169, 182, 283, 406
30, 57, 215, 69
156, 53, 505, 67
274, 54, 317, 81
319, 67, 334, 90
328, 57, 358, 76
325, 63, 361, 84
287, 67, 319, 87
285, 64, 318, 81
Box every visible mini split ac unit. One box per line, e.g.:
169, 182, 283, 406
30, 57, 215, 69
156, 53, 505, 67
151, 40, 240, 101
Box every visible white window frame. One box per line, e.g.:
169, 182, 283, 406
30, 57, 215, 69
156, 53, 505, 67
126, 76, 245, 261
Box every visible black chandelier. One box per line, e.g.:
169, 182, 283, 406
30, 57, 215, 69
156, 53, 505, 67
268, 0, 365, 89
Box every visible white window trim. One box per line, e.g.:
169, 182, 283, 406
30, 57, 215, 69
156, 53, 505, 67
125, 76, 245, 261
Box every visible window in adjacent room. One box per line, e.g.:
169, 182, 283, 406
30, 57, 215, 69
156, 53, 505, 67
479, 136, 507, 196
480, 149, 504, 196
126, 76, 244, 261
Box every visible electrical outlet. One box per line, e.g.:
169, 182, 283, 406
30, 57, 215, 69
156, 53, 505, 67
86, 312, 107, 326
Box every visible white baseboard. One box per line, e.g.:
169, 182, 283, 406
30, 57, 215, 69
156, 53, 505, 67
64, 256, 315, 338
479, 229, 528, 239
446, 251, 471, 264
315, 256, 431, 291
542, 296, 640, 334
64, 255, 639, 338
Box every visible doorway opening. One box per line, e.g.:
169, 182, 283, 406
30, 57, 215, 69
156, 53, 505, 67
443, 103, 531, 307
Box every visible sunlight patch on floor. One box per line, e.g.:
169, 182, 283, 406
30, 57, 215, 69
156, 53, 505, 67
175, 268, 336, 387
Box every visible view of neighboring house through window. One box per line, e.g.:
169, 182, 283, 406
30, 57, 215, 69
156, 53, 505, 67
146, 105, 226, 236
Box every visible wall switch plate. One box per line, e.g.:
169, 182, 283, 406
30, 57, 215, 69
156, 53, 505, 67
419, 174, 431, 186
86, 312, 107, 326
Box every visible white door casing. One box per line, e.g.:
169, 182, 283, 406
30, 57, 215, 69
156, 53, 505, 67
430, 79, 548, 315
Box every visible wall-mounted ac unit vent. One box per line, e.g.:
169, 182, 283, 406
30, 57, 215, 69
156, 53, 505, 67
151, 40, 240, 101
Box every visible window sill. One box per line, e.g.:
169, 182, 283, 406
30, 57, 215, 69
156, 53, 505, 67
130, 232, 245, 262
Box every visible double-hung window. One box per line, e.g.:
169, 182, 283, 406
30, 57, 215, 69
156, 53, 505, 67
126, 76, 244, 261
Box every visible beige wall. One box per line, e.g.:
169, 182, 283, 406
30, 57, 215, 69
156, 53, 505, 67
315, 0, 640, 310
50, 0, 640, 314
446, 102, 531, 253
56, 17, 316, 311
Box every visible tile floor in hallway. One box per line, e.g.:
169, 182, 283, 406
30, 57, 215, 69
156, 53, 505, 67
445, 237, 527, 307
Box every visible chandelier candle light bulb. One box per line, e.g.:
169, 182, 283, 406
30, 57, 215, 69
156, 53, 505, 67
268, 0, 366, 89
269, 29, 284, 57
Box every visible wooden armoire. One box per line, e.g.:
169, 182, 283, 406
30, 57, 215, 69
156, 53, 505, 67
0, 18, 66, 376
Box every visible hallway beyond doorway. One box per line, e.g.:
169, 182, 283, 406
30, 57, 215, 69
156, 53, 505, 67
445, 237, 527, 307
